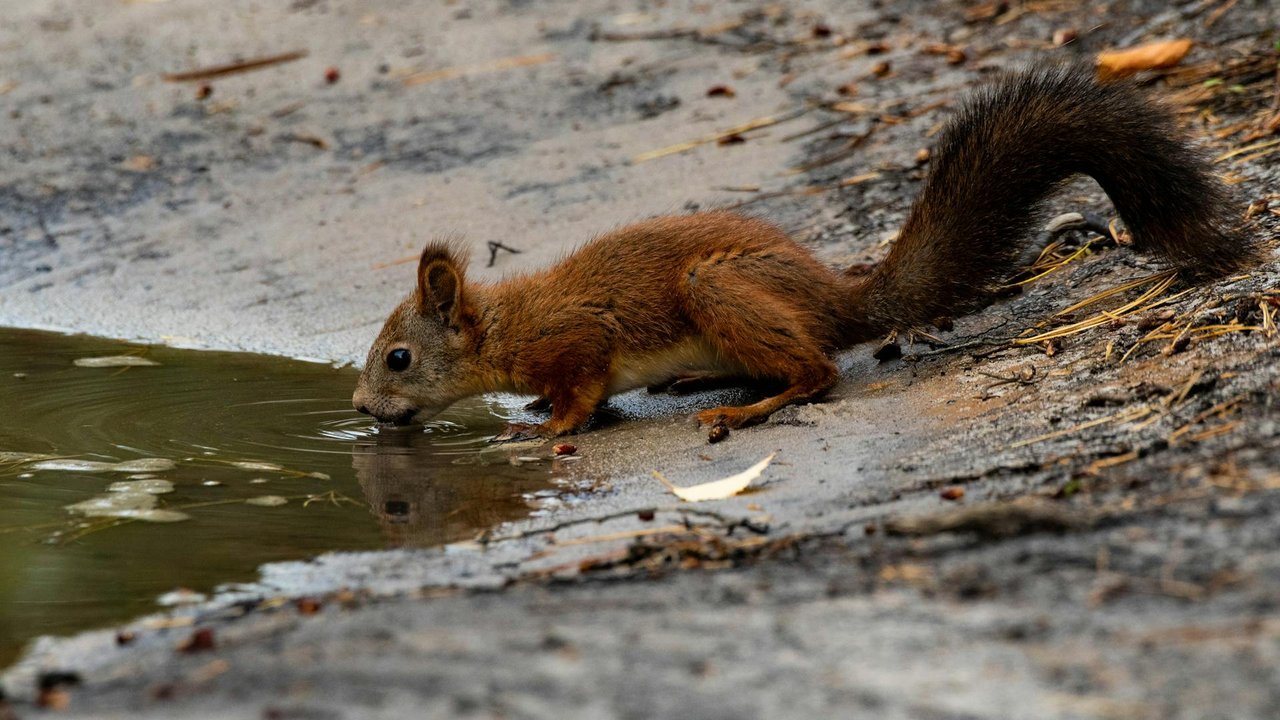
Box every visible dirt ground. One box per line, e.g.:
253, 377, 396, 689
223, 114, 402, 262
2, 0, 1279, 718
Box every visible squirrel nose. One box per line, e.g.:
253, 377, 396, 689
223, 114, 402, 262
352, 390, 371, 415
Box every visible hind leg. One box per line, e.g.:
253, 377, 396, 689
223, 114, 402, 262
683, 266, 839, 429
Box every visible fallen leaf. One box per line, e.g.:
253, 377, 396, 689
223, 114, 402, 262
841, 172, 882, 186
1052, 28, 1077, 46
964, 1, 1008, 22
0, 451, 54, 463
113, 458, 178, 472
284, 132, 330, 150
231, 461, 283, 471
33, 458, 175, 472
65, 489, 191, 521
36, 689, 70, 711
108, 479, 174, 494
121, 154, 155, 172
66, 491, 156, 516
245, 495, 288, 507
74, 355, 160, 368
1096, 39, 1193, 80
157, 588, 208, 606
653, 453, 775, 502
141, 616, 195, 630
130, 509, 191, 523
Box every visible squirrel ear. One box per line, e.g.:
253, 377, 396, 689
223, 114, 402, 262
416, 242, 467, 329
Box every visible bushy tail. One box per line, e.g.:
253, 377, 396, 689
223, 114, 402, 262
849, 64, 1256, 337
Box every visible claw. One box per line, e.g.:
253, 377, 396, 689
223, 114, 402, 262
491, 422, 543, 443
523, 397, 552, 412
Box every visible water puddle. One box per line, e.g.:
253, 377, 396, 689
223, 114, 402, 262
0, 329, 565, 668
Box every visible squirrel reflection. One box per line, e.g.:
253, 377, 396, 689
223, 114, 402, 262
351, 428, 549, 548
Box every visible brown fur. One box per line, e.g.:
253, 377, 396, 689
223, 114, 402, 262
353, 66, 1256, 438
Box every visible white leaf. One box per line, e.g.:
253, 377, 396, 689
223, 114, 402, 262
245, 495, 288, 507
0, 452, 54, 463
655, 453, 776, 502
232, 461, 283, 471
73, 356, 160, 368
31, 458, 175, 473
129, 509, 191, 523
108, 479, 174, 495
66, 491, 157, 516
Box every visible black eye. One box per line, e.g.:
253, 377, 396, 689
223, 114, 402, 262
386, 348, 411, 372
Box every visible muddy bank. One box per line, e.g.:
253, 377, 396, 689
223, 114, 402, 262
2, 0, 1279, 717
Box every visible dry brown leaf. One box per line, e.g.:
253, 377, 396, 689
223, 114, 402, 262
121, 155, 155, 172
841, 172, 881, 186
1096, 39, 1193, 80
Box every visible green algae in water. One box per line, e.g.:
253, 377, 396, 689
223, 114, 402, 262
0, 329, 558, 669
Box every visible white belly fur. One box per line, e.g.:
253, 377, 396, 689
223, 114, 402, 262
606, 338, 735, 395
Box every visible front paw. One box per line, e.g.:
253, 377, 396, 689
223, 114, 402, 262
491, 422, 544, 443
488, 420, 560, 443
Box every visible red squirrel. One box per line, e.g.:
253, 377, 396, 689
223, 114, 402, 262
352, 66, 1256, 439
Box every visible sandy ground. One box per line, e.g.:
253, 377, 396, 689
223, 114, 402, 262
2, 0, 1279, 717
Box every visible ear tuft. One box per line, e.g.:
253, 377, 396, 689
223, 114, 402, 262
416, 238, 469, 329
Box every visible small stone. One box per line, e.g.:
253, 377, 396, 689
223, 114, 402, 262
707, 424, 730, 444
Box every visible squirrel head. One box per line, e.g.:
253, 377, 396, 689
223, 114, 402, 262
353, 241, 481, 425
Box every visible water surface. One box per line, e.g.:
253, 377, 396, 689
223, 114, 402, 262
0, 329, 558, 668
